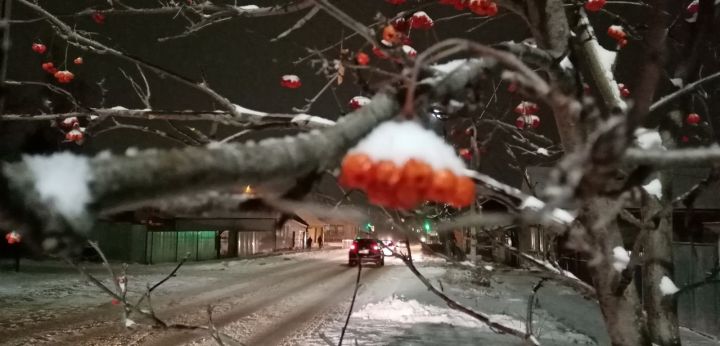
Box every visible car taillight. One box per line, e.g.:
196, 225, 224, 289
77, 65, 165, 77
350, 244, 356, 250
373, 245, 379, 250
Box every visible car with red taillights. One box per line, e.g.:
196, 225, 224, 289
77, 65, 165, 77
348, 238, 384, 266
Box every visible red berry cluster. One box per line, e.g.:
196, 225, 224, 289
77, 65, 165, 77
60, 116, 85, 144
513, 101, 541, 129
607, 25, 628, 48
54, 70, 75, 84
686, 113, 701, 125
356, 52, 370, 65
410, 11, 434, 29
458, 148, 472, 160
617, 83, 630, 98
340, 153, 476, 209
439, 0, 498, 16
42, 62, 58, 74
280, 74, 301, 89
349, 96, 371, 110
92, 11, 106, 24
32, 43, 47, 54
34, 42, 82, 83
5, 231, 21, 245
372, 21, 417, 60
584, 0, 606, 12
439, 0, 467, 10
468, 0, 498, 16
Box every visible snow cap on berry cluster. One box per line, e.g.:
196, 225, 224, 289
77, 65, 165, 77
349, 121, 467, 175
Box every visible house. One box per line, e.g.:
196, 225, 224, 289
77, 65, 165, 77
90, 207, 308, 264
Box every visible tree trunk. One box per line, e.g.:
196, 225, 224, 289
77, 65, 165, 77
580, 197, 651, 346
641, 174, 681, 346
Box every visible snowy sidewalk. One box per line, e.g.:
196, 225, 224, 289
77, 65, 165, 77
284, 256, 597, 345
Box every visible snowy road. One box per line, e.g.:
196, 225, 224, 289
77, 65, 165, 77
1, 247, 603, 346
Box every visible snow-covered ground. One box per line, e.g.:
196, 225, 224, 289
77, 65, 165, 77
1, 247, 717, 345
278, 254, 598, 346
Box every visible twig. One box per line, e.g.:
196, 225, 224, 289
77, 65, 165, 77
394, 251, 538, 344
312, 0, 376, 47
338, 257, 362, 346
649, 70, 720, 113
134, 253, 189, 307
525, 278, 548, 340
207, 305, 226, 346
271, 6, 320, 42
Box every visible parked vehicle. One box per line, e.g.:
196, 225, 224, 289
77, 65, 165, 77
348, 239, 384, 266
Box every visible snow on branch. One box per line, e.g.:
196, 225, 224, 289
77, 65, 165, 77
624, 147, 720, 168
0, 92, 396, 252
14, 1, 315, 21
1, 108, 337, 129
1, 53, 514, 252
18, 0, 307, 125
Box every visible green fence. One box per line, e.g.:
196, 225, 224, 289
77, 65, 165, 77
674, 242, 720, 339
92, 224, 221, 264
147, 230, 217, 264
91, 223, 147, 263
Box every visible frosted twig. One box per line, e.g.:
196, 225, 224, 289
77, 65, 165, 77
271, 5, 320, 42
338, 259, 362, 346
525, 278, 547, 340
624, 147, 720, 167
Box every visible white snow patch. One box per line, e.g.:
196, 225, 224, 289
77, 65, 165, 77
670, 78, 684, 88
233, 104, 266, 117
484, 265, 494, 271
96, 150, 112, 160
559, 56, 574, 71
238, 4, 260, 10
642, 178, 663, 199
109, 105, 128, 111
124, 318, 136, 327
519, 196, 576, 224
290, 114, 336, 128
354, 297, 487, 329
460, 260, 476, 267
207, 141, 223, 149
536, 148, 549, 156
281, 74, 300, 82
597, 45, 617, 73
402, 45, 417, 57
561, 269, 580, 280
431, 59, 469, 75
612, 246, 630, 272
659, 276, 680, 296
125, 147, 139, 157
24, 153, 92, 219
349, 96, 371, 107
634, 127, 665, 150
351, 121, 467, 174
